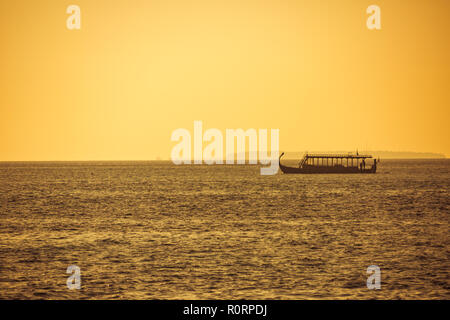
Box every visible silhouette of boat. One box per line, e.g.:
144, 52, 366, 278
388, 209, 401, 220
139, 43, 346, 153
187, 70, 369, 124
279, 152, 377, 174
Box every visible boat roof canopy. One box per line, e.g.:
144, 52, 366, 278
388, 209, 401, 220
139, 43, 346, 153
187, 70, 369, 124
305, 153, 373, 159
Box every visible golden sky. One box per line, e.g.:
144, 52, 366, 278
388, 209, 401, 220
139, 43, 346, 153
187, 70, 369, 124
1, 0, 449, 160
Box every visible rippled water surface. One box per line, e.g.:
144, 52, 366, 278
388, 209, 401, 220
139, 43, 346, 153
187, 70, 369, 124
0, 160, 449, 299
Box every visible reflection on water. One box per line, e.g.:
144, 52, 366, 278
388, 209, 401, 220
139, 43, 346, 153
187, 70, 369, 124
0, 160, 449, 299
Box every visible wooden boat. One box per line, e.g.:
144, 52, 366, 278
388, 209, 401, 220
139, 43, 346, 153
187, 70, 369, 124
279, 152, 377, 174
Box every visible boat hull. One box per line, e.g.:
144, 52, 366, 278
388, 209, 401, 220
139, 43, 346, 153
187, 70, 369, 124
279, 164, 376, 174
